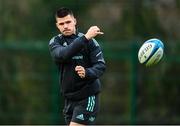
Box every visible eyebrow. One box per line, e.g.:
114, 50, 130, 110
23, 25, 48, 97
58, 20, 72, 25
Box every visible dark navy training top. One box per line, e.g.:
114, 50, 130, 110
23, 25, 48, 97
49, 32, 106, 100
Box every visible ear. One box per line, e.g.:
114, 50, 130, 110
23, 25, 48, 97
56, 23, 58, 28
74, 18, 77, 25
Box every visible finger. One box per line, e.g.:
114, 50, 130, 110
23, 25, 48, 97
80, 75, 85, 78
79, 73, 85, 78
78, 73, 83, 77
76, 66, 85, 71
92, 26, 98, 29
78, 71, 85, 75
97, 31, 104, 34
75, 66, 83, 69
77, 72, 84, 75
75, 66, 82, 71
78, 72, 84, 76
96, 28, 103, 34
76, 68, 84, 72
78, 71, 85, 76
75, 66, 79, 70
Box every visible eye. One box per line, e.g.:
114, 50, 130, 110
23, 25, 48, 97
58, 23, 64, 26
66, 21, 71, 24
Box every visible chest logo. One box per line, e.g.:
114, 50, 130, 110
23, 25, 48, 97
72, 55, 83, 60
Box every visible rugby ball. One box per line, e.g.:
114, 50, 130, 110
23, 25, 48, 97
138, 38, 164, 66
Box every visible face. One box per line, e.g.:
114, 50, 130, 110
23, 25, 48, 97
56, 15, 77, 36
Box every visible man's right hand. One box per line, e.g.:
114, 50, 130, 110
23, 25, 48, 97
85, 26, 104, 40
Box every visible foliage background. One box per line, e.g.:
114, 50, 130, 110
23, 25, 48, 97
0, 0, 180, 124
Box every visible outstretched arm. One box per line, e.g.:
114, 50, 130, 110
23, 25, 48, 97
49, 35, 88, 63
49, 26, 104, 63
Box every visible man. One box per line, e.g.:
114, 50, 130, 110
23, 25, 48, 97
49, 7, 106, 126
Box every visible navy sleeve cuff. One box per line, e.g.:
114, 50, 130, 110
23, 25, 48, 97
81, 35, 89, 43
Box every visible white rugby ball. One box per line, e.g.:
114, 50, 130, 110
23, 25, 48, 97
138, 38, 164, 66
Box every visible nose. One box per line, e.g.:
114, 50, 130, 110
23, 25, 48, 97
64, 23, 68, 29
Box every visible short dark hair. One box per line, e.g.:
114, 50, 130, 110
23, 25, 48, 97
55, 7, 74, 18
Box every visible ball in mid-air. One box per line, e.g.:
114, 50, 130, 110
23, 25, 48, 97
138, 38, 164, 66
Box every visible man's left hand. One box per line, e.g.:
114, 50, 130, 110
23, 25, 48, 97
75, 66, 86, 78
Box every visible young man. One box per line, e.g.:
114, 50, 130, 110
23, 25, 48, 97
49, 7, 106, 125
